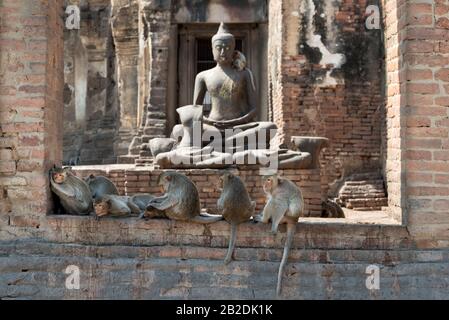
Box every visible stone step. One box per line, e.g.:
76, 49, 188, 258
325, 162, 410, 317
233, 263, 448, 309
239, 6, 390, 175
345, 180, 384, 186
351, 206, 384, 211
340, 193, 386, 200
346, 198, 388, 210
348, 172, 382, 180
117, 155, 138, 164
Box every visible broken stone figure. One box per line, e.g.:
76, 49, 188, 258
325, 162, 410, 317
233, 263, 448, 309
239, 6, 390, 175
149, 23, 314, 169
216, 171, 256, 264
140, 172, 223, 224
254, 174, 304, 297
50, 166, 93, 215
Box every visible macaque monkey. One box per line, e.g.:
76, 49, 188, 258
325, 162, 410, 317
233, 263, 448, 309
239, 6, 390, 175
131, 194, 155, 212
255, 174, 304, 297
217, 172, 255, 264
322, 199, 345, 218
50, 166, 93, 215
93, 194, 142, 218
84, 174, 119, 200
141, 172, 223, 224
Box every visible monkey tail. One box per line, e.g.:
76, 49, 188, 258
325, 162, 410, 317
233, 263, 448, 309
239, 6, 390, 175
276, 223, 296, 297
224, 223, 237, 265
191, 212, 223, 224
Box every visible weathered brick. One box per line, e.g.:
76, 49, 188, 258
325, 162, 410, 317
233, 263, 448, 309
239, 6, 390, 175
0, 161, 16, 174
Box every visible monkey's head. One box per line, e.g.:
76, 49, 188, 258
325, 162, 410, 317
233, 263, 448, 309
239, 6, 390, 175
52, 167, 71, 184
157, 172, 176, 193
262, 175, 279, 194
217, 171, 234, 191
232, 50, 247, 71
84, 174, 96, 184
93, 199, 110, 217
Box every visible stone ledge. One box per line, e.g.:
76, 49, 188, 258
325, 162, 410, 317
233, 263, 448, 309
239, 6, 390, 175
1, 240, 446, 264
37, 214, 408, 250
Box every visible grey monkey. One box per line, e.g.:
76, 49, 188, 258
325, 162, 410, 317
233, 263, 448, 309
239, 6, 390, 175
255, 175, 304, 297
131, 194, 155, 212
94, 194, 142, 218
322, 199, 345, 218
142, 172, 223, 224
50, 166, 93, 215
217, 172, 255, 264
84, 174, 119, 200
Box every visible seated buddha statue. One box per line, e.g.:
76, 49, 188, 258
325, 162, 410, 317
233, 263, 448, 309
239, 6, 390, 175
152, 23, 313, 169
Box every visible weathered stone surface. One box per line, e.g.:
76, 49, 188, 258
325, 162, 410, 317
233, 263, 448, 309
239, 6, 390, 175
2, 0, 449, 300
1, 241, 449, 299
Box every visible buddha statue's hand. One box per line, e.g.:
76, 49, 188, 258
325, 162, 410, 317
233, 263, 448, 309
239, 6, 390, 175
202, 116, 214, 126
213, 120, 233, 130
202, 116, 232, 129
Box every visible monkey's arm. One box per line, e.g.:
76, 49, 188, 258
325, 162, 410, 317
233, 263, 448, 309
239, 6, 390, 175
271, 207, 288, 234
268, 200, 289, 233
69, 175, 92, 202
147, 194, 178, 211
128, 199, 142, 215
260, 198, 278, 223
50, 179, 76, 198
217, 194, 225, 213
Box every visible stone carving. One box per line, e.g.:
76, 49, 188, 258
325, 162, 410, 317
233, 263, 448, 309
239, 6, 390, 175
84, 174, 119, 200
290, 136, 330, 169
50, 166, 93, 215
141, 172, 223, 224
216, 172, 256, 264
149, 23, 320, 169
149, 138, 177, 157
93, 194, 142, 219
255, 175, 304, 296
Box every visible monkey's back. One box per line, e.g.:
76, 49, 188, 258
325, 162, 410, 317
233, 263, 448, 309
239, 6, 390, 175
167, 174, 201, 220
86, 176, 119, 199
220, 176, 254, 224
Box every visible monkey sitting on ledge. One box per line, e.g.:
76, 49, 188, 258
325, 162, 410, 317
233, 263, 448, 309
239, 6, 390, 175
140, 172, 223, 224
50, 166, 93, 215
216, 171, 255, 264
254, 174, 304, 297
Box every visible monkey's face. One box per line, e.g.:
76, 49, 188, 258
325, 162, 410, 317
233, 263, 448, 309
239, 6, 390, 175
217, 173, 229, 191
262, 175, 278, 194
94, 201, 109, 217
158, 173, 172, 193
52, 171, 67, 184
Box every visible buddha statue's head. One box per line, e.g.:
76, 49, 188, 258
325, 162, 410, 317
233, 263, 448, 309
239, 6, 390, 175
211, 22, 235, 65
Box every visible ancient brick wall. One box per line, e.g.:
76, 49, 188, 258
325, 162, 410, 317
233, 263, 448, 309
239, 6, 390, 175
382, 0, 407, 223
2, 0, 449, 300
2, 241, 449, 299
0, 0, 63, 223
403, 0, 449, 241
70, 166, 325, 216
269, 0, 385, 188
